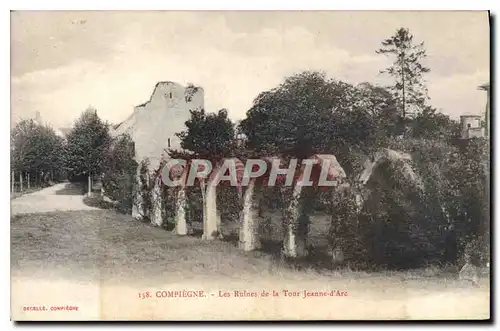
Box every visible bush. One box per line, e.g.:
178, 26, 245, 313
161, 184, 178, 231
102, 134, 138, 214
138, 159, 153, 220
83, 196, 114, 210
217, 183, 243, 224
185, 185, 203, 224
332, 137, 491, 269
325, 186, 368, 266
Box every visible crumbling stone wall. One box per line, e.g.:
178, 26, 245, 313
111, 81, 204, 172
112, 81, 204, 222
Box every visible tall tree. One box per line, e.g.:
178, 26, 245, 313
11, 119, 65, 184
240, 71, 355, 159
64, 108, 110, 191
376, 28, 430, 121
239, 71, 389, 175
175, 108, 235, 159
353, 82, 401, 145
11, 119, 39, 173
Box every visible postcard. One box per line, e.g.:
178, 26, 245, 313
10, 10, 491, 321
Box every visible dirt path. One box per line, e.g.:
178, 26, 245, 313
10, 182, 98, 215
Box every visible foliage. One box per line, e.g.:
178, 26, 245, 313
83, 195, 115, 210
136, 159, 155, 220
240, 71, 400, 166
326, 186, 368, 266
185, 185, 204, 224
241, 71, 348, 158
217, 184, 243, 224
161, 185, 178, 231
169, 108, 238, 230
76, 27, 487, 273
409, 106, 460, 139
344, 137, 491, 268
175, 108, 235, 159
101, 133, 138, 214
359, 157, 434, 268
64, 109, 110, 181
11, 119, 66, 183
354, 82, 402, 140
377, 27, 430, 118
234, 69, 490, 269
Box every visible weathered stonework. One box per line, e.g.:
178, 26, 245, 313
111, 82, 204, 224
111, 81, 204, 171
238, 179, 261, 251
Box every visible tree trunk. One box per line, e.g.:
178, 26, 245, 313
401, 53, 406, 137
11, 171, 14, 193
88, 175, 92, 196
19, 172, 23, 192
27, 173, 30, 189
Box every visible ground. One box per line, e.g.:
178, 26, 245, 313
11, 187, 43, 200
10, 184, 491, 320
11, 182, 98, 215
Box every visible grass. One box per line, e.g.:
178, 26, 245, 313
11, 210, 279, 285
10, 209, 491, 320
83, 196, 115, 210
11, 209, 489, 287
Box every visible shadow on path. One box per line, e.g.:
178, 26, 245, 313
54, 183, 85, 196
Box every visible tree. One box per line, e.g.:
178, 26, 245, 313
241, 71, 336, 158
239, 71, 394, 176
11, 119, 65, 186
170, 108, 236, 238
377, 28, 430, 121
23, 125, 65, 183
354, 82, 401, 139
410, 106, 460, 140
175, 108, 235, 159
11, 119, 38, 173
64, 108, 110, 192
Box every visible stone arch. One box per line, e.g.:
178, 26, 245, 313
355, 148, 428, 267
356, 148, 423, 208
203, 158, 245, 240
236, 155, 347, 257
159, 157, 245, 238
237, 156, 283, 251
282, 154, 347, 258
172, 164, 189, 235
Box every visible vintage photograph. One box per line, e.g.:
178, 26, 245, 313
10, 11, 490, 320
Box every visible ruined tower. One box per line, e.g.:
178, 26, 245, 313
111, 81, 204, 170
460, 115, 484, 139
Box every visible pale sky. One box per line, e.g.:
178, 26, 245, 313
11, 11, 490, 129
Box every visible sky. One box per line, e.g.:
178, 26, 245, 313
11, 11, 490, 129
